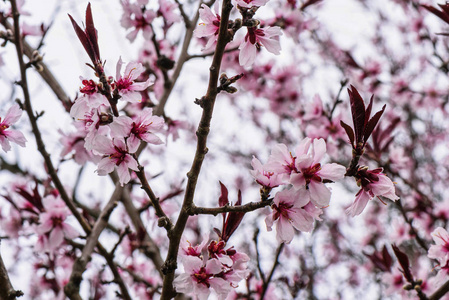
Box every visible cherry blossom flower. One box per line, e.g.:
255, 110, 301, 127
290, 138, 346, 207
194, 3, 221, 51
70, 78, 109, 120
346, 167, 399, 217
264, 143, 296, 176
114, 57, 152, 103
239, 26, 282, 68
109, 107, 164, 150
174, 256, 231, 300
428, 227, 449, 266
120, 0, 156, 42
93, 135, 139, 186
158, 0, 181, 27
234, 0, 269, 8
265, 188, 317, 243
0, 104, 27, 152
179, 235, 209, 259
35, 195, 79, 251
250, 156, 285, 188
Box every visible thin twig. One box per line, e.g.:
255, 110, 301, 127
260, 243, 284, 300
189, 200, 272, 216
0, 245, 23, 300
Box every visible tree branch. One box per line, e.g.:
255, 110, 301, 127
0, 245, 23, 300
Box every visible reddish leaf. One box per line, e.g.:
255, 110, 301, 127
422, 4, 449, 24
348, 85, 366, 145
222, 190, 245, 242
68, 3, 101, 65
392, 244, 413, 282
364, 104, 386, 144
340, 120, 355, 147
218, 181, 229, 207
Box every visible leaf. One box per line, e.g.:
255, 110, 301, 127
85, 3, 100, 63
340, 120, 355, 147
422, 4, 449, 25
348, 85, 366, 144
392, 244, 413, 282
218, 181, 229, 207
222, 190, 245, 242
364, 104, 386, 144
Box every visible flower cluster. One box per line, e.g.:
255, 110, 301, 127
194, 0, 282, 68
68, 57, 164, 185
251, 138, 346, 243
174, 237, 249, 300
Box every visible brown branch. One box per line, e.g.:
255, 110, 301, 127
429, 279, 449, 300
65, 184, 126, 300
189, 200, 272, 216
154, 0, 203, 117
0, 246, 23, 300
0, 19, 71, 108
120, 188, 165, 277
159, 0, 234, 297
252, 229, 266, 284
8, 4, 130, 298
134, 164, 173, 231
260, 243, 284, 300
174, 0, 191, 28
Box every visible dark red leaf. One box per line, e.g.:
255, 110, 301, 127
422, 4, 449, 24
348, 85, 366, 145
364, 104, 386, 144
218, 181, 229, 207
222, 190, 245, 242
85, 3, 100, 63
381, 245, 392, 271
392, 244, 413, 282
340, 120, 355, 147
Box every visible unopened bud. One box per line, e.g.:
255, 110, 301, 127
403, 284, 413, 291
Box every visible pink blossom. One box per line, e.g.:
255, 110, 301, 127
70, 78, 109, 120
179, 235, 209, 259
114, 57, 152, 103
173, 257, 231, 300
290, 138, 346, 207
264, 143, 297, 176
250, 156, 285, 188
109, 107, 164, 151
265, 188, 315, 244
0, 104, 27, 152
93, 135, 139, 186
194, 4, 221, 51
346, 168, 399, 217
428, 227, 449, 266
120, 0, 156, 42
59, 124, 101, 165
234, 0, 269, 8
239, 26, 282, 68
35, 195, 79, 251
158, 0, 181, 27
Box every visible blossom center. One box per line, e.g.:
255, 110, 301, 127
301, 163, 322, 185
193, 267, 211, 287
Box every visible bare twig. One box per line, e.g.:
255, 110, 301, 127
0, 246, 23, 300
260, 243, 284, 300
65, 184, 127, 300
189, 200, 272, 216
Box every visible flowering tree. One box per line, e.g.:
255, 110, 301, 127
2, 0, 449, 299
